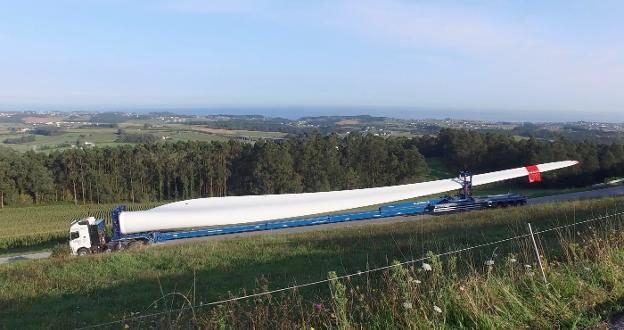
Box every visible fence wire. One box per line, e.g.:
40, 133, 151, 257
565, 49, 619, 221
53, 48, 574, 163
75, 210, 624, 330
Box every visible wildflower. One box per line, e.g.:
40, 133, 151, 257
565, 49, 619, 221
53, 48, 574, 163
313, 303, 324, 312
124, 325, 130, 329
433, 305, 442, 313
459, 285, 465, 291
422, 263, 432, 271
412, 279, 422, 284
510, 258, 517, 263
484, 259, 495, 266
403, 302, 413, 310
524, 264, 532, 269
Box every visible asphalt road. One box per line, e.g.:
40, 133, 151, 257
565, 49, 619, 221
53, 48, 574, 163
2, 185, 624, 264
527, 185, 624, 205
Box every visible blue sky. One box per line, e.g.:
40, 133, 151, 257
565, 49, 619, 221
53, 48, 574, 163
1, 0, 623, 120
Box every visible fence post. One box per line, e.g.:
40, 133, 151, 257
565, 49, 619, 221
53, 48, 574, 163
527, 223, 548, 284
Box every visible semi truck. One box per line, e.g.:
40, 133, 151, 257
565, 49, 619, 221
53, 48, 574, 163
68, 161, 578, 255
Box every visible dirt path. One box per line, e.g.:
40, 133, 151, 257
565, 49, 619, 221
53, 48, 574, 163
0, 251, 51, 265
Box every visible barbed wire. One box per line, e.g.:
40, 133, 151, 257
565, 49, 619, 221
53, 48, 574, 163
75, 210, 624, 330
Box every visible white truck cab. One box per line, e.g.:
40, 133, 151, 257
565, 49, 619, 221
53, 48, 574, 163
69, 217, 108, 255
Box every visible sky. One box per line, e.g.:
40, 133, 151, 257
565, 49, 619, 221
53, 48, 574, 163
1, 0, 623, 121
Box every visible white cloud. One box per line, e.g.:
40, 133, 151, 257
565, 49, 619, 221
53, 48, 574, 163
337, 0, 534, 55
329, 1, 624, 106
154, 0, 624, 111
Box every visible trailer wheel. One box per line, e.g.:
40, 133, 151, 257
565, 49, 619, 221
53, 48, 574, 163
77, 248, 90, 256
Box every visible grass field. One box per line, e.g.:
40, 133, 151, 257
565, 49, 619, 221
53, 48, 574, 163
1, 196, 624, 328
0, 125, 287, 152
473, 184, 593, 198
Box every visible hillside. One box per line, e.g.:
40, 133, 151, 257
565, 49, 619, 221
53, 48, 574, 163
1, 196, 624, 328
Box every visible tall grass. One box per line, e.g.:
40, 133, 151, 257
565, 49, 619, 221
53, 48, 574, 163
143, 215, 624, 329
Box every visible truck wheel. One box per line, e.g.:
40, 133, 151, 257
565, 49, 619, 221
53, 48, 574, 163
77, 248, 90, 256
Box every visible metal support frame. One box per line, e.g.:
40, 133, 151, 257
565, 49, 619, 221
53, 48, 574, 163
111, 205, 126, 241
459, 171, 474, 199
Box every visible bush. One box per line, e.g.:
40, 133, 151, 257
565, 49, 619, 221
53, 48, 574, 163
32, 126, 65, 136
116, 132, 158, 143
50, 243, 71, 259
3, 135, 35, 144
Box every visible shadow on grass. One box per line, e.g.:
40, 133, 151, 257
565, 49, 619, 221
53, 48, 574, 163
0, 227, 564, 327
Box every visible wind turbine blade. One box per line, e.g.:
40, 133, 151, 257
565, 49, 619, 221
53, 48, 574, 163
119, 160, 579, 234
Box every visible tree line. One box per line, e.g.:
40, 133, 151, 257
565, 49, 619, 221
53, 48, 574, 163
1, 129, 623, 207
0, 133, 426, 207
416, 129, 624, 187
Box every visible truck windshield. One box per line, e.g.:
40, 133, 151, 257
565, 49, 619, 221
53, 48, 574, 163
70, 232, 79, 240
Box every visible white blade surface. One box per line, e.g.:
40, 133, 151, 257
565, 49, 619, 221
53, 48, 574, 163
119, 160, 579, 234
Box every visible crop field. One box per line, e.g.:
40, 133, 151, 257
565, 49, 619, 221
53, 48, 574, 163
0, 203, 160, 254
1, 196, 624, 328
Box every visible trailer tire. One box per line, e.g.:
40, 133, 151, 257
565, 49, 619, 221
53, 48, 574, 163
77, 248, 90, 256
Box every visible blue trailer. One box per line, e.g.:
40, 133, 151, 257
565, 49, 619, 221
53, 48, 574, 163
68, 172, 527, 255
109, 198, 443, 244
